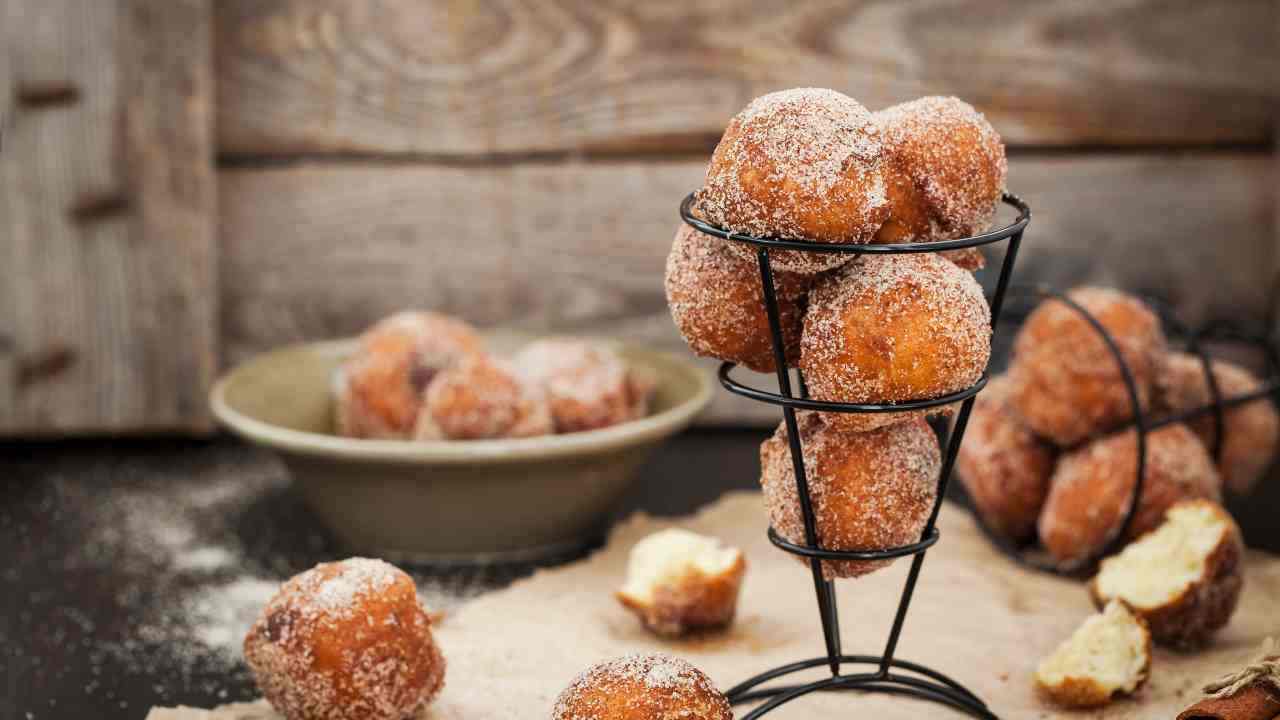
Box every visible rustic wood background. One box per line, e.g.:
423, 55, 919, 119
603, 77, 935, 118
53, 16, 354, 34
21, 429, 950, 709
2, 0, 1277, 433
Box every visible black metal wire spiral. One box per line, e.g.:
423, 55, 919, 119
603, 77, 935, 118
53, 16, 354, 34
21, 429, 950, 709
973, 287, 1280, 575
679, 191, 1031, 720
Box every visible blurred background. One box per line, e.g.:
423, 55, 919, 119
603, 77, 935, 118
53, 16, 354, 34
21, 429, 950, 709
1, 0, 1276, 434
1, 2, 1279, 717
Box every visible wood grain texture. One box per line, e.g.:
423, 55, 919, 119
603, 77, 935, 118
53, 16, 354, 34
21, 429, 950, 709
0, 0, 217, 435
215, 0, 1279, 156
220, 153, 1274, 425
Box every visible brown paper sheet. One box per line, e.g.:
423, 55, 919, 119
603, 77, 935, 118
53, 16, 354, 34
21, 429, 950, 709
148, 492, 1280, 719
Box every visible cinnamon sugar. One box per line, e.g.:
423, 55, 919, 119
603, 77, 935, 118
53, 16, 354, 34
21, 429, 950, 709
515, 338, 654, 433
759, 414, 940, 579
697, 88, 887, 274
800, 252, 991, 431
664, 223, 810, 372
874, 96, 1007, 243
552, 654, 730, 720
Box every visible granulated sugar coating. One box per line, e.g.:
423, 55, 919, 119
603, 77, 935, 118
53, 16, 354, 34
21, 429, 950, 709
1038, 423, 1222, 570
873, 96, 1007, 246
416, 355, 554, 440
551, 653, 731, 720
515, 338, 655, 433
1155, 352, 1280, 495
243, 558, 446, 720
759, 413, 940, 579
696, 87, 888, 275
954, 375, 1056, 543
665, 222, 812, 373
800, 252, 991, 432
1008, 286, 1168, 446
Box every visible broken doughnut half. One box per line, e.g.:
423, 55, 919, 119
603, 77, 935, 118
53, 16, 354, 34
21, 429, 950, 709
1089, 499, 1244, 650
1035, 600, 1152, 709
616, 528, 746, 637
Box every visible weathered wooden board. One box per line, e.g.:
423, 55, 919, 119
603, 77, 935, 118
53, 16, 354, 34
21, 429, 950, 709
220, 153, 1274, 425
0, 0, 217, 435
214, 0, 1278, 156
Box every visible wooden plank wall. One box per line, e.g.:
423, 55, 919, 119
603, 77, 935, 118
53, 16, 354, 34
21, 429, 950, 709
2, 0, 1277, 432
0, 0, 217, 434
215, 0, 1278, 425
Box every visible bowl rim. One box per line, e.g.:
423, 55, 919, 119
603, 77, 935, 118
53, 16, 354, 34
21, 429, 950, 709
210, 338, 715, 465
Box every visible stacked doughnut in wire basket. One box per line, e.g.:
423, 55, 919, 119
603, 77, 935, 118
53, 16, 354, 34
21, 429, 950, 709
956, 285, 1278, 574
664, 88, 1007, 581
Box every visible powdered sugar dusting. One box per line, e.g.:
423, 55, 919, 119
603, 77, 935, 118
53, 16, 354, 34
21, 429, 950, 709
759, 413, 940, 579
800, 252, 991, 431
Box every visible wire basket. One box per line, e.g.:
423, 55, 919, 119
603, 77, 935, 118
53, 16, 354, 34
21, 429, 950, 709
971, 285, 1280, 576
679, 191, 1031, 719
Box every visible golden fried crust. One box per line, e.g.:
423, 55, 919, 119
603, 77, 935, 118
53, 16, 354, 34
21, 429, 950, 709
760, 414, 940, 579
800, 253, 991, 432
1089, 502, 1245, 650
616, 553, 746, 638
1038, 424, 1222, 570
665, 223, 811, 372
873, 96, 1007, 246
416, 356, 553, 440
1155, 352, 1280, 495
552, 654, 732, 720
941, 248, 987, 271
514, 339, 655, 433
244, 559, 445, 720
1008, 287, 1167, 446
1035, 633, 1152, 709
697, 88, 889, 275
336, 312, 483, 439
956, 376, 1056, 543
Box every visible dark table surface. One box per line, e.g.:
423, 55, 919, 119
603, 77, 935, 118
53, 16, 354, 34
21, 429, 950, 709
3, 429, 1277, 720
0, 431, 768, 720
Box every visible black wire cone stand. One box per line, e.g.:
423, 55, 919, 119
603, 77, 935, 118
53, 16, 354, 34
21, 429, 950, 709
680, 192, 1031, 719
970, 285, 1280, 576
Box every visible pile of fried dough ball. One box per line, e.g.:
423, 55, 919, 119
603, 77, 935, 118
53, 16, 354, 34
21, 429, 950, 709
666, 88, 1006, 580
956, 286, 1277, 570
333, 311, 655, 441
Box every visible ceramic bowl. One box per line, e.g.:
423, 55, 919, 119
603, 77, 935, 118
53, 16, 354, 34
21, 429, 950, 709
210, 335, 712, 562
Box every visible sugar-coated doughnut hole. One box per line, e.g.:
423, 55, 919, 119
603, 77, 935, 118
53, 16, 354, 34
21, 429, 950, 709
665, 223, 812, 372
1155, 352, 1279, 495
415, 355, 554, 440
760, 413, 940, 579
243, 558, 445, 720
335, 311, 483, 439
1037, 424, 1222, 570
515, 339, 655, 433
696, 87, 889, 275
800, 253, 991, 432
552, 654, 732, 720
955, 375, 1056, 543
873, 96, 1007, 247
1008, 287, 1167, 447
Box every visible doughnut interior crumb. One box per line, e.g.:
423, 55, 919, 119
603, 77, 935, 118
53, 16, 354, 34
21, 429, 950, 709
1035, 601, 1150, 708
618, 529, 742, 605
1093, 501, 1230, 609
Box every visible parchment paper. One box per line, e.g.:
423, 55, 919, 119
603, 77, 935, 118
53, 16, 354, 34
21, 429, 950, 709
148, 492, 1280, 719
